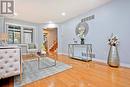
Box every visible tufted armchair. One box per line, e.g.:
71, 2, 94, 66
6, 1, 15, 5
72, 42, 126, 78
0, 47, 21, 79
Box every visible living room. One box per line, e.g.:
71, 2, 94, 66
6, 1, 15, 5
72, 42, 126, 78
0, 0, 130, 87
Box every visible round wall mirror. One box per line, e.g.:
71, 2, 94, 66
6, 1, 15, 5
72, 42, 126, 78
75, 22, 89, 38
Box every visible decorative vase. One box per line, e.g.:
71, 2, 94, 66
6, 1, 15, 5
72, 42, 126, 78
107, 45, 120, 67
81, 38, 85, 44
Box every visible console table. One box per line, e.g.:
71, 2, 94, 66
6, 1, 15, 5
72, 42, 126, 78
68, 44, 92, 61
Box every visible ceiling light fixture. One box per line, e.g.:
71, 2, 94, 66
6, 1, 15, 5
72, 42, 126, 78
47, 23, 57, 28
43, 21, 57, 29
61, 12, 66, 16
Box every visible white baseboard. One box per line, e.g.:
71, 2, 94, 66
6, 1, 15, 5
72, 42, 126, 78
58, 53, 130, 68
57, 53, 63, 55
93, 58, 130, 68
93, 58, 107, 63
120, 63, 130, 68
57, 53, 68, 56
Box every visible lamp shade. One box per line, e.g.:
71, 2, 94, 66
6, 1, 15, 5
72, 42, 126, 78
0, 33, 8, 41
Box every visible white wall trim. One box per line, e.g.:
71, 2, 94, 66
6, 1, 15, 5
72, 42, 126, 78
120, 63, 130, 68
93, 58, 106, 63
93, 58, 130, 68
61, 53, 68, 56
57, 52, 63, 55
5, 22, 36, 28
60, 53, 130, 68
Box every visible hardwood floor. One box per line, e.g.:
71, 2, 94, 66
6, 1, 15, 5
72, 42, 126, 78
1, 55, 130, 87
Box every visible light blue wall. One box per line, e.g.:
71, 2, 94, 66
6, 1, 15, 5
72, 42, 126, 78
60, 0, 130, 64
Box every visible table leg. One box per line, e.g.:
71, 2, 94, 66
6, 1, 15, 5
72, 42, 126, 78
37, 54, 57, 69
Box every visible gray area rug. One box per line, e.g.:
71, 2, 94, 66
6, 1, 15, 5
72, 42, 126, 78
14, 57, 72, 87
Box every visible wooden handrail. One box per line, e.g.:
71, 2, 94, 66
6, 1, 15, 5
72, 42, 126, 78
49, 40, 58, 53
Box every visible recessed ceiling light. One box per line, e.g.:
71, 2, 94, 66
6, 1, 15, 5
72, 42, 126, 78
47, 24, 57, 28
48, 21, 54, 24
44, 23, 57, 29
14, 13, 18, 16
61, 12, 66, 16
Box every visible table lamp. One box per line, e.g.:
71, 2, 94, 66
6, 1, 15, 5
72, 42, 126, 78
0, 33, 8, 46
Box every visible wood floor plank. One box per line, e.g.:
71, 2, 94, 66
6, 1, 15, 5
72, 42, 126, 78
0, 54, 130, 87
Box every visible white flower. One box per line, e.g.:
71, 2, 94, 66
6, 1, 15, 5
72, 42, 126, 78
77, 33, 85, 39
108, 33, 119, 46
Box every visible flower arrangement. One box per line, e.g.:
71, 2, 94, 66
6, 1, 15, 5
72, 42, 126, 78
108, 33, 119, 46
77, 27, 86, 44
78, 33, 85, 39
77, 27, 85, 39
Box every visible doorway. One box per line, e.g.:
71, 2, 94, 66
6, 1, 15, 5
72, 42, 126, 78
43, 28, 58, 55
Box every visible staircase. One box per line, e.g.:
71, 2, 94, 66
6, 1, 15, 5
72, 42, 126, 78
49, 41, 58, 54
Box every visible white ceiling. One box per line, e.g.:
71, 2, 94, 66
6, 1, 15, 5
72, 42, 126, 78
10, 0, 112, 23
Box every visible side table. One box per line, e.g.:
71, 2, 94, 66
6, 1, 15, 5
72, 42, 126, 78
36, 53, 57, 69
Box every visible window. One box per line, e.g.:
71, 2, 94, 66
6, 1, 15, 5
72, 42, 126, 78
23, 28, 33, 44
7, 24, 34, 44
8, 25, 21, 44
